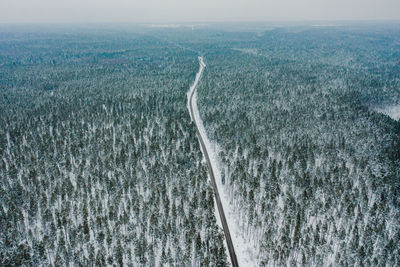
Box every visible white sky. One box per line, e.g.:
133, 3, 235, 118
0, 0, 399, 23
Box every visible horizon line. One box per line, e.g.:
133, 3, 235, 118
1, 19, 400, 25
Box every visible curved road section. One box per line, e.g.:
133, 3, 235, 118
188, 57, 239, 267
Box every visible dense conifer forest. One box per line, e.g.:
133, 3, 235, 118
0, 27, 227, 266
1, 23, 399, 266
197, 25, 400, 266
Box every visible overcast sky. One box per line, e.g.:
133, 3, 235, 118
1, 0, 399, 23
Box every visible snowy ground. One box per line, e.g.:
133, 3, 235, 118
374, 105, 400, 121
188, 57, 257, 267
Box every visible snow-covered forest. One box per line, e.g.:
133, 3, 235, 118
0, 27, 227, 266
197, 25, 400, 266
1, 23, 399, 266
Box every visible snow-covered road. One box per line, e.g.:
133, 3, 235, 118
188, 57, 256, 267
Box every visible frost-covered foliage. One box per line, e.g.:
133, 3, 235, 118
197, 25, 400, 266
0, 28, 227, 266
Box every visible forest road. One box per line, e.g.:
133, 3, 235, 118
188, 57, 239, 267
